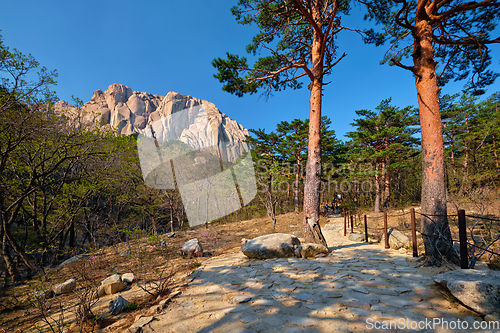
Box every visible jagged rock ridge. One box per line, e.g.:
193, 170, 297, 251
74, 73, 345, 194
55, 84, 250, 162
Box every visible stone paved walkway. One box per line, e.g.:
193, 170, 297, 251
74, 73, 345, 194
145, 217, 491, 333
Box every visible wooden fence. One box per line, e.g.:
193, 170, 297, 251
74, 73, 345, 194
342, 209, 500, 269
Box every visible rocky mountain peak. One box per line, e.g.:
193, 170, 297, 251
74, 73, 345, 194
55, 84, 250, 161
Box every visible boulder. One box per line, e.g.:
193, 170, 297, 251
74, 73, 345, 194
109, 295, 129, 315
102, 274, 121, 285
348, 233, 366, 242
294, 243, 329, 258
181, 238, 203, 258
241, 233, 300, 259
58, 254, 87, 269
382, 228, 410, 250
434, 269, 500, 315
122, 273, 135, 284
98, 274, 126, 296
52, 278, 76, 295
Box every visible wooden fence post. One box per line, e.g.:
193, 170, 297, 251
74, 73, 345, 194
458, 209, 468, 269
344, 214, 347, 237
364, 215, 368, 242
410, 208, 418, 257
384, 212, 389, 249
350, 215, 354, 234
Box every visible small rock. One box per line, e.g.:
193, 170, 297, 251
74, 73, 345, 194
294, 243, 329, 258
348, 233, 366, 242
293, 293, 315, 302
230, 295, 252, 304
485, 314, 499, 322
120, 250, 131, 257
181, 239, 203, 258
52, 278, 76, 295
160, 240, 168, 247
102, 274, 121, 285
98, 281, 126, 296
109, 295, 129, 315
167, 232, 176, 238
125, 316, 154, 333
252, 298, 274, 306
99, 274, 126, 296
289, 317, 320, 327
122, 273, 135, 284
382, 228, 410, 250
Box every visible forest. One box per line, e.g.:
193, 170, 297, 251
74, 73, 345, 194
1, 29, 499, 284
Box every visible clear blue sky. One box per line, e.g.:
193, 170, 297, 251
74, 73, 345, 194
1, 0, 499, 140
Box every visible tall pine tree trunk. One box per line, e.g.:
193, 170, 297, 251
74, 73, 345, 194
494, 103, 499, 168
302, 22, 327, 247
374, 162, 381, 213
413, 15, 459, 266
383, 139, 390, 208
294, 156, 301, 214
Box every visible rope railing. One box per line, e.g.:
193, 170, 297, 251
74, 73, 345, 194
465, 214, 500, 222
341, 208, 500, 269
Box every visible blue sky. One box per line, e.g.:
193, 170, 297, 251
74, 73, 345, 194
1, 0, 499, 140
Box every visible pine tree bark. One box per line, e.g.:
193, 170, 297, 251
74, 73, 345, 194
302, 17, 327, 247
294, 155, 301, 214
383, 139, 390, 208
374, 162, 381, 213
413, 15, 459, 266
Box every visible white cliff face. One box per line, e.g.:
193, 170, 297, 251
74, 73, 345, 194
55, 84, 250, 162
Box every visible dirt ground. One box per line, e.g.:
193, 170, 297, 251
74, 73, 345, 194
1, 203, 498, 332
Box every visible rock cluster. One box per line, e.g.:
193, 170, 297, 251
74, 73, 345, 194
98, 273, 127, 297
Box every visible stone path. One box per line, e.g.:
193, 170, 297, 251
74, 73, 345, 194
144, 217, 491, 333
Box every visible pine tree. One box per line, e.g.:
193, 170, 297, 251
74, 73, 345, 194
276, 119, 308, 213
364, 0, 500, 266
212, 1, 366, 245
346, 99, 419, 212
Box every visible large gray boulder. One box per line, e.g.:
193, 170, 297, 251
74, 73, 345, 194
382, 228, 410, 250
241, 233, 300, 259
181, 238, 203, 258
434, 269, 500, 315
52, 278, 76, 295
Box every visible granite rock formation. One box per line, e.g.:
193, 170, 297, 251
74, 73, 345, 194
55, 84, 250, 162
